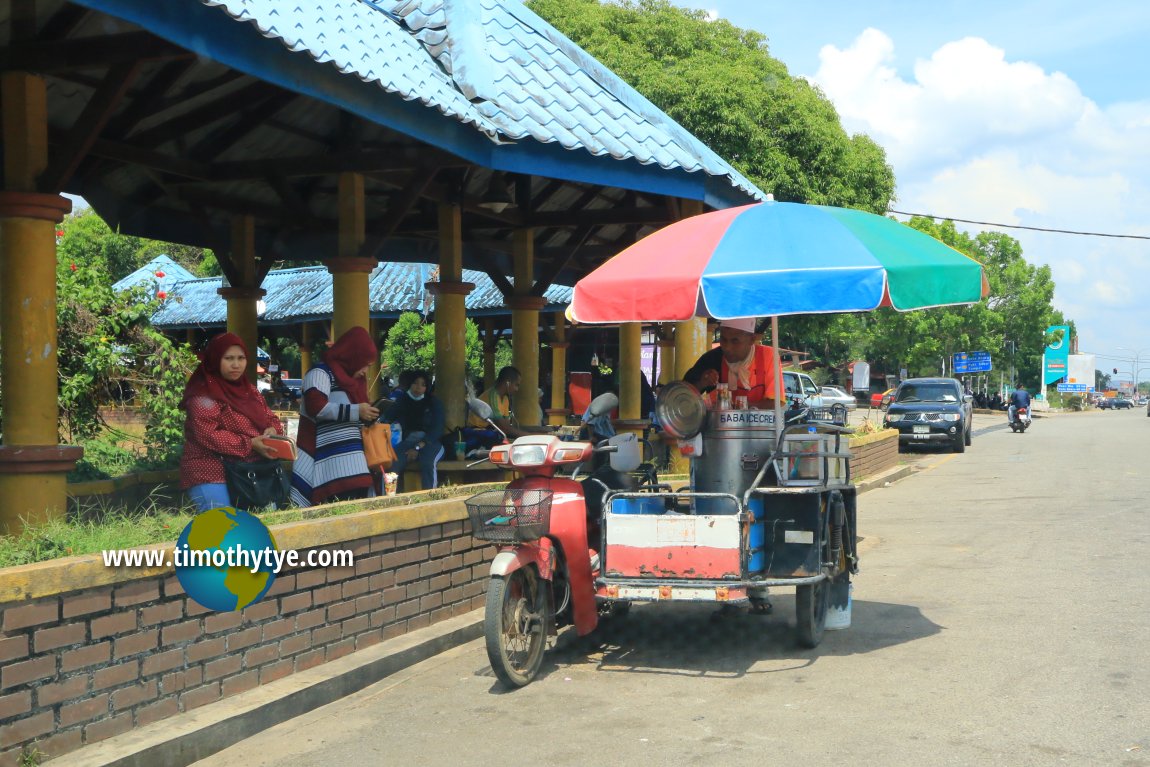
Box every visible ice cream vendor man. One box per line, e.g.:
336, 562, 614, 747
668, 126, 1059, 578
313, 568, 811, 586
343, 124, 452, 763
683, 317, 781, 409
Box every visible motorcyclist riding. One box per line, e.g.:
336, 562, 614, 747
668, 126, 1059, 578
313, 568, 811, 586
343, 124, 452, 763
1008, 383, 1031, 425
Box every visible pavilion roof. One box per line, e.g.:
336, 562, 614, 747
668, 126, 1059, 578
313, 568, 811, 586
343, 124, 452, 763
149, 261, 572, 330
6, 0, 768, 292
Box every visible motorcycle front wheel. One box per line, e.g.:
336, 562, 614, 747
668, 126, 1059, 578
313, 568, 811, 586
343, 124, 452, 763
485, 568, 548, 688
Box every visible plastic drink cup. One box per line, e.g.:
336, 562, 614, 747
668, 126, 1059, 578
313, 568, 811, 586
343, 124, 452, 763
455, 442, 467, 461
735, 395, 748, 409
384, 473, 398, 496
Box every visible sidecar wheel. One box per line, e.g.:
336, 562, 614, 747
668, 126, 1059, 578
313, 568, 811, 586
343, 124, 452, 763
485, 568, 548, 688
795, 578, 830, 648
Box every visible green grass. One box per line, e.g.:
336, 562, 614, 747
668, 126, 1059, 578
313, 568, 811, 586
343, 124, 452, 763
0, 482, 508, 569
0, 503, 195, 568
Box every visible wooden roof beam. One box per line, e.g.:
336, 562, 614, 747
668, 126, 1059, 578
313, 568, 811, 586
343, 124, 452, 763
86, 138, 211, 181
527, 206, 670, 228
207, 146, 465, 182
189, 90, 299, 163
358, 167, 440, 261
126, 80, 278, 148
41, 61, 142, 193
0, 32, 192, 72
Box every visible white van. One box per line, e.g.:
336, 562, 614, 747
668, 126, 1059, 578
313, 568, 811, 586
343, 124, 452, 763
783, 371, 824, 409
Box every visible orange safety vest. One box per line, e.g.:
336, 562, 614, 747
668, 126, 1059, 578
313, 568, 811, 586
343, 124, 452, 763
719, 344, 779, 403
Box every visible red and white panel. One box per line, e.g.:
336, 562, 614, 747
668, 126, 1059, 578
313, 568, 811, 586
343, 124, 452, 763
604, 514, 742, 579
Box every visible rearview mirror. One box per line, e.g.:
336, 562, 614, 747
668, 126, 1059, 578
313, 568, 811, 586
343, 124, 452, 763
467, 397, 493, 421
588, 392, 619, 417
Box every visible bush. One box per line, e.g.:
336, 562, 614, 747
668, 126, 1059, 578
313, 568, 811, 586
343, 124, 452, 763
67, 438, 140, 482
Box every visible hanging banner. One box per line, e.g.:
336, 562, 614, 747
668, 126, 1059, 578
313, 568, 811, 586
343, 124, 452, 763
852, 361, 870, 391
1043, 325, 1071, 385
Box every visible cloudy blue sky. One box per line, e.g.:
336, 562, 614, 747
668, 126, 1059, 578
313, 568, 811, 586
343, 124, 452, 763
678, 0, 1150, 384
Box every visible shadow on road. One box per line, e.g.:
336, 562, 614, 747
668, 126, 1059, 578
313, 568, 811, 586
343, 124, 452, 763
527, 597, 943, 681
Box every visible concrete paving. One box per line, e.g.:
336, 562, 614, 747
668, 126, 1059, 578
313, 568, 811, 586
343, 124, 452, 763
55, 410, 1032, 767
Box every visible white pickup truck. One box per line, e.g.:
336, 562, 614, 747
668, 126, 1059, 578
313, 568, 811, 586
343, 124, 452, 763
783, 370, 825, 409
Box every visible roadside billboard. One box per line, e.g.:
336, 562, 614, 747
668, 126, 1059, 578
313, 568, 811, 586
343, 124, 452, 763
1043, 325, 1071, 385
1066, 354, 1095, 392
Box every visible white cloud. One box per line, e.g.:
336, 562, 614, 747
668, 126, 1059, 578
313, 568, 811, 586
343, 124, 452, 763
807, 29, 1150, 363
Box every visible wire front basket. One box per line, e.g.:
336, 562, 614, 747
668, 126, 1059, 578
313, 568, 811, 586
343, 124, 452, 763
807, 403, 850, 426
465, 489, 553, 543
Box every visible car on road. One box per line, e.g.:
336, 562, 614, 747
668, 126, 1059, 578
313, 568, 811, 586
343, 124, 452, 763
884, 377, 973, 453
277, 378, 303, 400
1098, 397, 1134, 410
819, 385, 857, 410
869, 387, 896, 409
782, 371, 825, 409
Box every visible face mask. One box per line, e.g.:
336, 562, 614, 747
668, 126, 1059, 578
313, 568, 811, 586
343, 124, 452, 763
408, 390, 425, 401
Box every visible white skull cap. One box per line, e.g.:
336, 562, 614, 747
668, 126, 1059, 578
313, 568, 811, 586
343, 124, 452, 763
719, 317, 757, 334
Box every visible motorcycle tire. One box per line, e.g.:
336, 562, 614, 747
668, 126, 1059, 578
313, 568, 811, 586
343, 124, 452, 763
484, 568, 548, 688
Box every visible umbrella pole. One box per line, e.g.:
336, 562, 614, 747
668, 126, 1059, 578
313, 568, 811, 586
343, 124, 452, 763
772, 315, 783, 440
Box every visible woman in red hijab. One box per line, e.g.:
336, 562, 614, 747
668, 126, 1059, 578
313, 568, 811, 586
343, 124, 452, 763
290, 326, 381, 506
180, 333, 284, 511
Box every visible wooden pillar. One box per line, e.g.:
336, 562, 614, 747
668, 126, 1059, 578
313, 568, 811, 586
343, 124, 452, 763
0, 72, 81, 531
657, 323, 676, 385
511, 229, 543, 426
483, 318, 497, 389
299, 322, 311, 376
617, 322, 645, 438
669, 199, 708, 474
368, 317, 382, 400
329, 172, 372, 342
434, 203, 473, 431
547, 312, 570, 426
218, 215, 263, 383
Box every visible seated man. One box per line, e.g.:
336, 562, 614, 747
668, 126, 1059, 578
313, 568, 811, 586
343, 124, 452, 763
683, 317, 780, 409
464, 365, 551, 450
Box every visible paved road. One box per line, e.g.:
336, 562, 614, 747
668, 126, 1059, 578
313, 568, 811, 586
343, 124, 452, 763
198, 409, 1149, 767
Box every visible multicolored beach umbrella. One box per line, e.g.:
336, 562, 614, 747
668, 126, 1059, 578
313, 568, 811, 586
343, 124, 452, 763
569, 200, 988, 323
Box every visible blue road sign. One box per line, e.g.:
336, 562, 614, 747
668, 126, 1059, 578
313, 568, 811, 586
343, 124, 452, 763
954, 351, 992, 374
1056, 383, 1089, 392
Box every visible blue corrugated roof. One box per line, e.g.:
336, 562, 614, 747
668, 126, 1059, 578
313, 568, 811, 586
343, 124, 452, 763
150, 262, 572, 329
77, 0, 764, 207
389, 0, 762, 201
110, 255, 197, 295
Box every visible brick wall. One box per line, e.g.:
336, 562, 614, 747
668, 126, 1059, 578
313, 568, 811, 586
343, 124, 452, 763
0, 506, 490, 766
849, 431, 899, 480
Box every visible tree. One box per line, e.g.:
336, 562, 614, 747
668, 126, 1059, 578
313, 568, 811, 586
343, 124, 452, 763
56, 209, 142, 282
55, 253, 197, 463
380, 312, 513, 390
526, 0, 895, 212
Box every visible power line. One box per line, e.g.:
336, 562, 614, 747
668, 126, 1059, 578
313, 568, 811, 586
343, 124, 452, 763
887, 210, 1150, 241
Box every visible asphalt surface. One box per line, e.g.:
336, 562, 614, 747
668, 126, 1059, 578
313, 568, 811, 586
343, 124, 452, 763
197, 408, 1149, 767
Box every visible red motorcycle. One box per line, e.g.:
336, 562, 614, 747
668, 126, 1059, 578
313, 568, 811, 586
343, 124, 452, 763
464, 393, 631, 687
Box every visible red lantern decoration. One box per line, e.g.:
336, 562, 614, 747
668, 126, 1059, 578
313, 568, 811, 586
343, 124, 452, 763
155, 271, 165, 278
70, 263, 77, 271
156, 291, 167, 300
56, 230, 65, 238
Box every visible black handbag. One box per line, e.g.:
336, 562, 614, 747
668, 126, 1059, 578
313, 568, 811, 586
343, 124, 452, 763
223, 459, 291, 510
